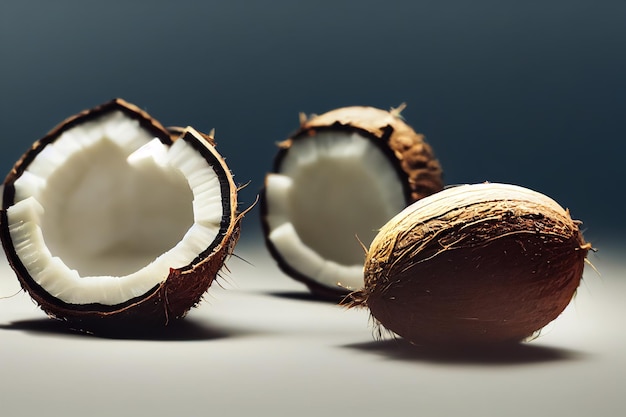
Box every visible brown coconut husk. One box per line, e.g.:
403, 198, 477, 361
346, 183, 590, 345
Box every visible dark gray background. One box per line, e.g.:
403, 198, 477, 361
1, 0, 624, 246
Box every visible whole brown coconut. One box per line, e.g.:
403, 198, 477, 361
0, 99, 241, 330
261, 105, 443, 298
347, 183, 590, 346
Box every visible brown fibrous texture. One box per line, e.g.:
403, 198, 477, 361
346, 184, 590, 346
0, 99, 241, 331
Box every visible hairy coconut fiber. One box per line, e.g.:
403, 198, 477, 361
347, 183, 590, 346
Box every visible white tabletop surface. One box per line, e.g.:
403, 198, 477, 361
0, 239, 624, 417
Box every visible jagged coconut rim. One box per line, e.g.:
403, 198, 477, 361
261, 106, 443, 297
0, 99, 238, 320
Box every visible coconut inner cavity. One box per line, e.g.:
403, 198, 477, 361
264, 131, 405, 290
6, 111, 224, 305
39, 136, 194, 277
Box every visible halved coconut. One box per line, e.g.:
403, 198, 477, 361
261, 105, 443, 298
0, 99, 240, 329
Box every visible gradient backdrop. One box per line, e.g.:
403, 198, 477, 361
1, 1, 624, 247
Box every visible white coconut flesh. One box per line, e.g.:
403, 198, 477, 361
5, 111, 225, 305
264, 131, 406, 291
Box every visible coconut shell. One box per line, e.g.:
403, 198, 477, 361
281, 106, 443, 202
0, 99, 241, 331
261, 105, 444, 298
348, 183, 590, 346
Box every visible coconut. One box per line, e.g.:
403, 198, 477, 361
261, 105, 443, 298
347, 183, 590, 346
0, 99, 241, 330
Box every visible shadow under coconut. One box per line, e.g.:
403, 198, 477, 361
342, 338, 588, 365
266, 290, 344, 304
0, 316, 256, 341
